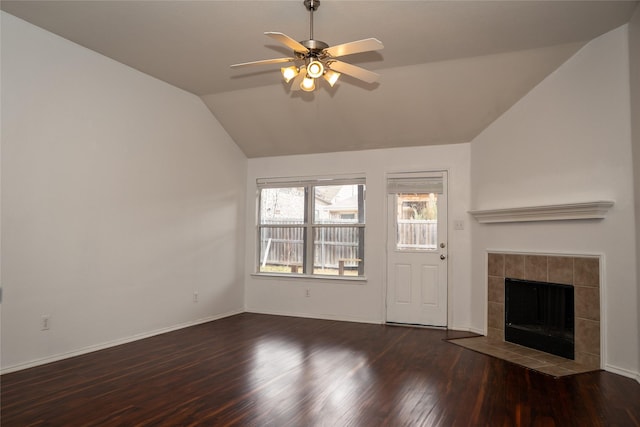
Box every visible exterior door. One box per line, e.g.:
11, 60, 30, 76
386, 172, 448, 326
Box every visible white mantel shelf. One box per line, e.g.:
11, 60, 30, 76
469, 201, 614, 223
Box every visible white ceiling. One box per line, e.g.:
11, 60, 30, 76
2, 1, 638, 157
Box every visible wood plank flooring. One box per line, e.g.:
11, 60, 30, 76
2, 313, 639, 426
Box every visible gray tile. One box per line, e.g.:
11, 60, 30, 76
575, 286, 600, 321
488, 253, 505, 277
448, 335, 599, 377
524, 255, 548, 281
548, 256, 573, 285
487, 301, 504, 330
574, 257, 599, 287
535, 365, 577, 377
488, 276, 505, 303
575, 318, 600, 356
509, 356, 552, 369
505, 254, 525, 279
574, 352, 601, 369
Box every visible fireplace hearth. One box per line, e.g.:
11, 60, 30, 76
505, 278, 575, 359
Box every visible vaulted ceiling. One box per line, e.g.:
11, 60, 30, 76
2, 1, 638, 157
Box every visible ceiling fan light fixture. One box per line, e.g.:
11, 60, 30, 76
323, 69, 340, 87
301, 76, 316, 91
306, 60, 324, 78
231, 0, 384, 91
281, 66, 299, 83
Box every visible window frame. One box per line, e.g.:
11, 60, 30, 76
256, 176, 366, 279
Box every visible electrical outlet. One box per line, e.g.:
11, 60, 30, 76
193, 291, 199, 303
454, 220, 465, 230
305, 288, 311, 298
41, 315, 50, 331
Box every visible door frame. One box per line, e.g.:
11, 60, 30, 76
382, 169, 451, 326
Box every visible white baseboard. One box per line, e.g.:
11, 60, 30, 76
10, 310, 635, 383
1, 310, 243, 375
604, 363, 640, 381
468, 326, 485, 335
245, 308, 383, 325
446, 326, 468, 332
247, 310, 487, 331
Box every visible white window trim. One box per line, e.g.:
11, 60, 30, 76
256, 175, 366, 279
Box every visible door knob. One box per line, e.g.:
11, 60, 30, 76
440, 254, 446, 260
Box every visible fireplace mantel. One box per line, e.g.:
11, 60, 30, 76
469, 201, 614, 224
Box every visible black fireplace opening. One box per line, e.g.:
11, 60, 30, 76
505, 278, 574, 359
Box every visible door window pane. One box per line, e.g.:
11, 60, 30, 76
395, 193, 438, 250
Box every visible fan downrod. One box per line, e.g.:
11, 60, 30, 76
300, 0, 327, 55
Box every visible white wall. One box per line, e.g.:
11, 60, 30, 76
629, 4, 640, 381
1, 13, 247, 371
470, 25, 638, 378
245, 144, 472, 330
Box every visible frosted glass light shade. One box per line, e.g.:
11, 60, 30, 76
281, 66, 299, 83
306, 61, 324, 78
323, 70, 340, 87
301, 76, 315, 92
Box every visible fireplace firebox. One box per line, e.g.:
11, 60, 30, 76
505, 278, 575, 359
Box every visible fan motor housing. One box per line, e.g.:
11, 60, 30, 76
300, 39, 329, 53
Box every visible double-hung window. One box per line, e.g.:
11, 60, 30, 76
257, 177, 365, 277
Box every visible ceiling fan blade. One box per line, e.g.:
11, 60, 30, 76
230, 57, 296, 68
324, 38, 384, 58
265, 32, 309, 53
290, 67, 307, 91
328, 61, 380, 84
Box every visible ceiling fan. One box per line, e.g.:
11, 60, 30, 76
230, 0, 384, 92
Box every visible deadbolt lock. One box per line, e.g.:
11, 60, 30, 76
440, 243, 446, 248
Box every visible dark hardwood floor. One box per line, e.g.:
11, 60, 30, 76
2, 313, 639, 426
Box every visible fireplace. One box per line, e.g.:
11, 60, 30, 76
505, 278, 574, 359
487, 252, 600, 369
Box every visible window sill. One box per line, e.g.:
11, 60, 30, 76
250, 272, 367, 283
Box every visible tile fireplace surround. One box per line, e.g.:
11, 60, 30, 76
487, 252, 601, 370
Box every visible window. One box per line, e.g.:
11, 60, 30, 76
257, 177, 365, 277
